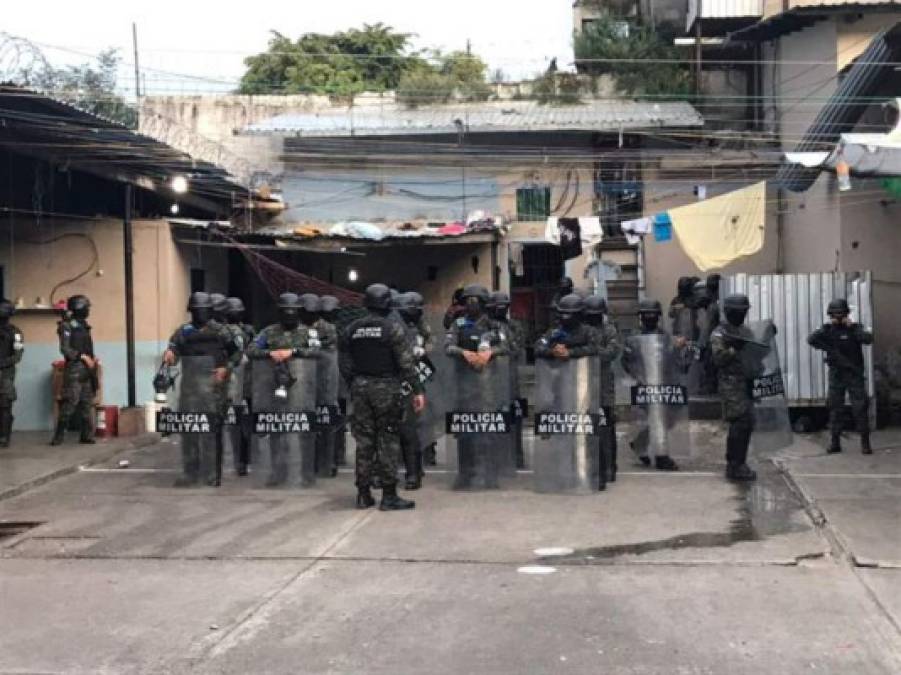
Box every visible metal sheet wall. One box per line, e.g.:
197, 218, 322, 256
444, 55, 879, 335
723, 271, 875, 408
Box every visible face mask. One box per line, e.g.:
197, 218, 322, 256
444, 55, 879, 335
280, 310, 300, 329
583, 315, 602, 327
402, 309, 423, 324
724, 308, 748, 327
74, 307, 90, 321
640, 314, 659, 332
191, 308, 211, 326
299, 310, 316, 326
560, 315, 579, 330
465, 299, 482, 319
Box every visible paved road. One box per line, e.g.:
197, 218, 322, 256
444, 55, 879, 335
0, 431, 899, 674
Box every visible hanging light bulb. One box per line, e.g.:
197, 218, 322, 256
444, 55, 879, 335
348, 269, 359, 282
171, 175, 189, 194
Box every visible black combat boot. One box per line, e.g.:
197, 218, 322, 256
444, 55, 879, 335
828, 433, 842, 454
654, 455, 679, 471
726, 463, 757, 482
861, 433, 873, 455
356, 486, 376, 509
655, 455, 679, 471
0, 410, 13, 448
424, 443, 438, 467
379, 483, 415, 511
49, 420, 66, 446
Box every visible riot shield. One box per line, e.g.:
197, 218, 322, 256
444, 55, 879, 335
742, 320, 793, 453
622, 333, 693, 461
251, 357, 318, 488
532, 356, 603, 493
156, 355, 222, 486
446, 356, 513, 490
315, 348, 340, 477
222, 354, 250, 477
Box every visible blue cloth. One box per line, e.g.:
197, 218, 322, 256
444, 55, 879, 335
653, 213, 673, 243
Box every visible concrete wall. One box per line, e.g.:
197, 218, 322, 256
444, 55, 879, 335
0, 218, 228, 429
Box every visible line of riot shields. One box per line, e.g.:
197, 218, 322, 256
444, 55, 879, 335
155, 313, 793, 493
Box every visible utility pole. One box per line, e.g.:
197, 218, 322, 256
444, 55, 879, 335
132, 23, 141, 101
466, 38, 471, 56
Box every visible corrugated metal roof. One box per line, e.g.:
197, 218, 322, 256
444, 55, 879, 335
243, 100, 704, 137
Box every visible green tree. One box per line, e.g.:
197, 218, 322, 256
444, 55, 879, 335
574, 16, 691, 98
397, 50, 492, 108
50, 49, 137, 127
239, 24, 425, 96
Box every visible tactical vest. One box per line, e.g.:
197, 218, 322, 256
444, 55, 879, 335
824, 325, 865, 369
179, 324, 228, 362
0, 325, 17, 363
348, 317, 397, 377
67, 321, 94, 358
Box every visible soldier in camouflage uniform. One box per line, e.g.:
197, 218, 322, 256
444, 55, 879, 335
51, 295, 98, 446
535, 294, 598, 360
224, 297, 254, 475
397, 291, 432, 489
340, 284, 423, 511
808, 298, 874, 454
583, 295, 621, 485
164, 292, 236, 486
312, 295, 341, 477
710, 294, 759, 482
445, 285, 511, 366
0, 299, 23, 448
487, 291, 526, 468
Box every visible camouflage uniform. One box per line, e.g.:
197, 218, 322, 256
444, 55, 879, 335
340, 314, 420, 489
445, 315, 511, 360
808, 322, 873, 435
167, 319, 236, 484
313, 317, 340, 477
247, 324, 318, 359
0, 322, 24, 446
57, 318, 97, 442
711, 321, 758, 467
224, 321, 254, 474
588, 317, 621, 481
534, 323, 597, 359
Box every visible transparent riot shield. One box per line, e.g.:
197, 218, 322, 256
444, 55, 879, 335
532, 356, 603, 493
222, 354, 250, 477
156, 355, 222, 486
251, 357, 318, 488
446, 356, 513, 490
742, 320, 793, 453
315, 348, 340, 477
622, 333, 693, 461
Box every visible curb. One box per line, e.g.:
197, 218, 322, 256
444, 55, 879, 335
0, 433, 160, 503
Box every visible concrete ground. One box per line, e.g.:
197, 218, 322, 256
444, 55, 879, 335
0, 428, 899, 674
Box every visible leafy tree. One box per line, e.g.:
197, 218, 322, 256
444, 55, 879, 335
51, 49, 137, 127
574, 16, 691, 98
397, 50, 491, 108
239, 24, 424, 96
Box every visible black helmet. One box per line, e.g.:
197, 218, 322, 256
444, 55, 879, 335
320, 295, 340, 313
67, 294, 91, 313
277, 292, 299, 310
706, 274, 721, 294
559, 277, 574, 294
211, 293, 230, 317
637, 298, 663, 315
583, 295, 608, 316
226, 297, 245, 314
0, 299, 15, 319
487, 291, 510, 309
827, 298, 850, 317
187, 292, 212, 310
461, 284, 490, 304
677, 276, 699, 297
555, 293, 585, 316
406, 292, 424, 309
364, 283, 392, 310
299, 293, 321, 313
722, 294, 751, 311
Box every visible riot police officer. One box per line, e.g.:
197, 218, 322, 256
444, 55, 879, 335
487, 292, 526, 468
224, 297, 254, 475
210, 293, 228, 324
397, 291, 433, 489
583, 295, 621, 484
710, 294, 758, 481
0, 299, 23, 448
446, 285, 510, 365
621, 299, 682, 471
340, 284, 424, 511
808, 298, 874, 454
51, 295, 98, 446
164, 292, 236, 486
535, 294, 598, 361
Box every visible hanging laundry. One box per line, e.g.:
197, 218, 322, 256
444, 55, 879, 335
620, 216, 653, 245
509, 242, 525, 277
670, 181, 766, 272
546, 216, 604, 251
556, 218, 583, 260
653, 213, 673, 242
578, 217, 604, 245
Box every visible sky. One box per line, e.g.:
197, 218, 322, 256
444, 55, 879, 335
2, 0, 575, 96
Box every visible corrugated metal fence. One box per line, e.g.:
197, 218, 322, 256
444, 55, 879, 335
723, 272, 875, 414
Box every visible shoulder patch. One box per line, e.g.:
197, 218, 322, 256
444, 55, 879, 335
455, 317, 466, 327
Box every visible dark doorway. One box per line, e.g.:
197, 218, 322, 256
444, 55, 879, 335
509, 243, 564, 361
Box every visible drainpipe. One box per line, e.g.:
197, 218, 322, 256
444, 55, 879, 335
123, 184, 136, 408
